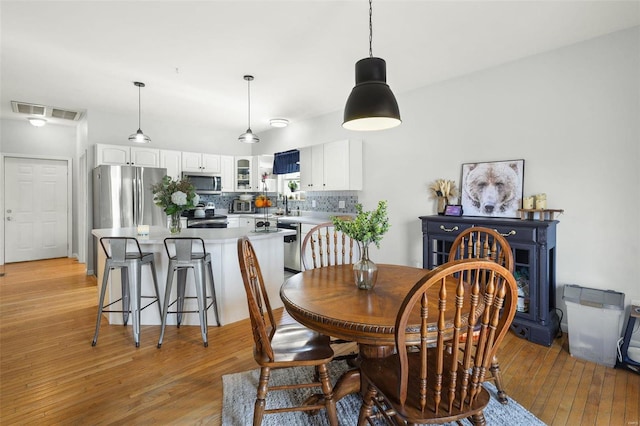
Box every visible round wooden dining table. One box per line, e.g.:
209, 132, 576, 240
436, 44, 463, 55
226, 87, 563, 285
280, 263, 471, 400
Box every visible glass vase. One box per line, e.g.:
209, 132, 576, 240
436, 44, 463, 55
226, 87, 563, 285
169, 212, 182, 234
353, 242, 378, 290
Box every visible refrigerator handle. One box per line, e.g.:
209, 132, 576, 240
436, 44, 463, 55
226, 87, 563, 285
133, 169, 141, 225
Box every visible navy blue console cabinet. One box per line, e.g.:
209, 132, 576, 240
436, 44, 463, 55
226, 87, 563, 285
419, 215, 560, 346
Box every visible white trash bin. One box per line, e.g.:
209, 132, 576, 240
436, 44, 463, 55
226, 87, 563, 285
563, 284, 625, 367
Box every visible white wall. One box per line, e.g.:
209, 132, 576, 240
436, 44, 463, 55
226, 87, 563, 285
1, 119, 78, 265
258, 27, 640, 318
2, 119, 78, 157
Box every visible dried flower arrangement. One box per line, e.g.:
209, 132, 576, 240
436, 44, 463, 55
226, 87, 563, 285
429, 179, 458, 204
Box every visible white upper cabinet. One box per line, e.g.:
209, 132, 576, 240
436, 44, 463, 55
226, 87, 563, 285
299, 144, 324, 191
182, 152, 221, 173
299, 140, 362, 191
323, 139, 362, 191
159, 149, 182, 179
95, 144, 160, 167
220, 155, 235, 192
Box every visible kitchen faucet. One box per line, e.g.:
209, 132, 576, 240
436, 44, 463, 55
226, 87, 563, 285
283, 195, 290, 215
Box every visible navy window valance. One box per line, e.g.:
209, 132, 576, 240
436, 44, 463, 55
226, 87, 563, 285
272, 149, 300, 174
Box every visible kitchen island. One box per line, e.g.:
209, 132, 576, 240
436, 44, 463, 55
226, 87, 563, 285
91, 226, 295, 326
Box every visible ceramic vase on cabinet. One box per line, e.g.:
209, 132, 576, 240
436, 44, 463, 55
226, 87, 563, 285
437, 197, 448, 215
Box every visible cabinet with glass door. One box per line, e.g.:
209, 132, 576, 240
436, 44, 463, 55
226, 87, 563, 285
235, 156, 253, 191
419, 215, 559, 346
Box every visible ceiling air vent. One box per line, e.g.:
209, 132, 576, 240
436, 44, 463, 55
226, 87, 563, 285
51, 108, 81, 121
11, 101, 46, 116
11, 101, 84, 121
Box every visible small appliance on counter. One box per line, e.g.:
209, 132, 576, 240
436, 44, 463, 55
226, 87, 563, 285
194, 206, 206, 218
233, 199, 254, 213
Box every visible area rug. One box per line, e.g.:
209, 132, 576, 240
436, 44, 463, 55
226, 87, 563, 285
222, 361, 545, 426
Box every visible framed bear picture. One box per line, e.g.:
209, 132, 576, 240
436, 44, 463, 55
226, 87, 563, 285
460, 159, 525, 218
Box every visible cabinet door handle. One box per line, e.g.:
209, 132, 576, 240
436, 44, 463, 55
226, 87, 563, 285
494, 229, 517, 237
439, 225, 459, 232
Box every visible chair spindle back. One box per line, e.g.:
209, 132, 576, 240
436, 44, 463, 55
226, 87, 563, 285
237, 236, 276, 361
395, 259, 517, 415
301, 222, 360, 270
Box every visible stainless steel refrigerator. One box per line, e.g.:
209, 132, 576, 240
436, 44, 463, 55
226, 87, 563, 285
93, 165, 167, 229
92, 165, 167, 271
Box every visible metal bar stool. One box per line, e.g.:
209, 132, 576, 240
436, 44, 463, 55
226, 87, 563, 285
157, 237, 220, 348
92, 237, 161, 347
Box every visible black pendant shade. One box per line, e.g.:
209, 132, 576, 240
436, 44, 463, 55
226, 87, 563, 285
343, 58, 401, 131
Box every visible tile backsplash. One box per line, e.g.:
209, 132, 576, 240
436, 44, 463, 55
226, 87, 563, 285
198, 191, 358, 213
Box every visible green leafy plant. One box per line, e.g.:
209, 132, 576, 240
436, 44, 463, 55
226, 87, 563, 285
288, 180, 298, 192
331, 200, 390, 248
151, 175, 200, 215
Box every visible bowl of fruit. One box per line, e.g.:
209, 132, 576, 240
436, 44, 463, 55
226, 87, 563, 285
254, 195, 272, 208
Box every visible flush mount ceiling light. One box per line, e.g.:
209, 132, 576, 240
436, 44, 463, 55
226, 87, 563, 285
238, 75, 260, 144
128, 81, 151, 144
343, 0, 401, 131
28, 117, 47, 127
269, 118, 289, 128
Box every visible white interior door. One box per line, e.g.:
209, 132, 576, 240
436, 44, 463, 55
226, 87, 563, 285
4, 157, 69, 262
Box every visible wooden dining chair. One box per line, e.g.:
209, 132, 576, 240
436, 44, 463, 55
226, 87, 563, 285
301, 221, 360, 270
300, 222, 360, 360
236, 237, 339, 426
357, 259, 518, 425
448, 226, 514, 404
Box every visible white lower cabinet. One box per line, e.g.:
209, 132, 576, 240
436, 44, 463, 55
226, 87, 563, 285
226, 215, 253, 228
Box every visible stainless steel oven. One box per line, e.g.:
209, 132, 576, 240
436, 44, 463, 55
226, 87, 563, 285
182, 209, 228, 228
186, 217, 228, 228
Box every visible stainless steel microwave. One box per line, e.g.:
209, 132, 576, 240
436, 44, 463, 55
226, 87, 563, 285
182, 172, 222, 194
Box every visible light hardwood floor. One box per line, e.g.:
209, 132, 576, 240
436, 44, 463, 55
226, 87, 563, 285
1, 258, 638, 425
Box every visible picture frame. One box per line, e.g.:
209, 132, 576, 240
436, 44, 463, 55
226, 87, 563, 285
443, 204, 463, 217
460, 159, 525, 218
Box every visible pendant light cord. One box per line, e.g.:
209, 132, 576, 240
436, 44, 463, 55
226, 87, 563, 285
369, 0, 373, 58
247, 78, 251, 129
138, 85, 142, 129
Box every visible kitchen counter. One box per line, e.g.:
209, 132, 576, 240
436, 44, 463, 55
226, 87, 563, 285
227, 212, 354, 226
92, 225, 294, 243
92, 226, 295, 326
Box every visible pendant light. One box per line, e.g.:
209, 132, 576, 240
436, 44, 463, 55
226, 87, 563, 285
238, 75, 260, 144
128, 81, 151, 144
343, 0, 401, 131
